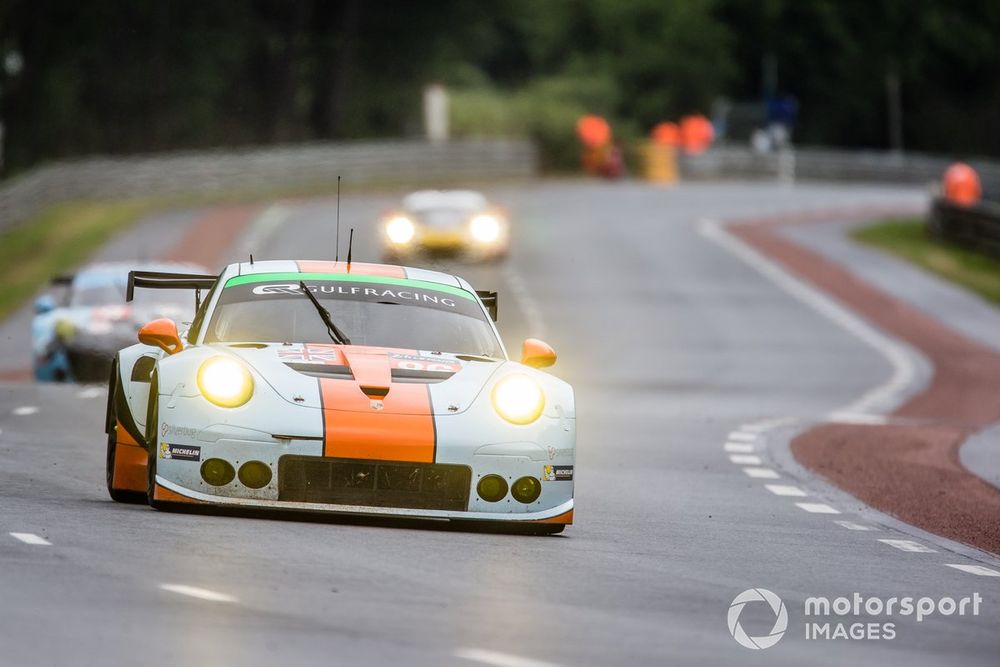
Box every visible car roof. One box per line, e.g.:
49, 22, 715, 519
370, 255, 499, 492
402, 190, 487, 211
221, 260, 474, 292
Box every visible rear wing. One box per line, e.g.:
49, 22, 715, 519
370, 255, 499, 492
476, 290, 498, 322
127, 270, 218, 310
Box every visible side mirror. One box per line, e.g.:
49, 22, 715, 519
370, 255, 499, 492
521, 338, 557, 369
34, 295, 57, 314
138, 318, 183, 355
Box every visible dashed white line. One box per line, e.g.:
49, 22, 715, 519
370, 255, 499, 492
10, 532, 51, 545
12, 406, 38, 416
159, 584, 238, 603
724, 442, 754, 453
944, 564, 1000, 577
795, 502, 840, 514
728, 432, 756, 442
729, 454, 762, 465
878, 539, 936, 553
741, 416, 797, 433
743, 467, 780, 479
455, 648, 562, 667
765, 484, 808, 497
833, 520, 876, 531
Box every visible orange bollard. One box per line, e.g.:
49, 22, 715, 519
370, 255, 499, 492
942, 162, 982, 207
679, 114, 714, 155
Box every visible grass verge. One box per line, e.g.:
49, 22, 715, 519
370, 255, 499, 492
851, 217, 1000, 305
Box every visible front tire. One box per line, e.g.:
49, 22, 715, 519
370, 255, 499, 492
106, 360, 144, 503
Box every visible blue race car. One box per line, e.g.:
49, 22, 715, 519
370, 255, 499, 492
33, 261, 207, 382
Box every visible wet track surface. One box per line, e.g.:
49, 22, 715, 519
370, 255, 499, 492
2, 181, 999, 666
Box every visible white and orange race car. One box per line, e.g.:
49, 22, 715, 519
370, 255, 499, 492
105, 260, 575, 533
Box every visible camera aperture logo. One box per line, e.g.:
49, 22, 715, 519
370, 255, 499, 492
728, 588, 788, 650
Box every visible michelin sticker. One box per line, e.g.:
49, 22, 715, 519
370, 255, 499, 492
543, 465, 573, 481
159, 441, 202, 462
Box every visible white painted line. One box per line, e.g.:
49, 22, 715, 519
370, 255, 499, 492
765, 484, 808, 497
728, 432, 756, 442
944, 564, 1000, 577
12, 406, 38, 416
743, 467, 780, 479
729, 454, 762, 465
455, 648, 562, 667
826, 412, 890, 425
502, 265, 546, 338
795, 502, 840, 514
159, 584, 238, 603
77, 386, 103, 399
698, 219, 918, 417
724, 442, 754, 453
834, 520, 876, 531
878, 539, 936, 553
10, 532, 51, 545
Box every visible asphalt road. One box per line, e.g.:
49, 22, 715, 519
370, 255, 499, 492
2, 180, 999, 666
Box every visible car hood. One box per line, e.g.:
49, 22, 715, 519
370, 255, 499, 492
221, 343, 504, 415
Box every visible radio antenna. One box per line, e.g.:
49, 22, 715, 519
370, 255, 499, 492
335, 175, 342, 262
346, 228, 354, 272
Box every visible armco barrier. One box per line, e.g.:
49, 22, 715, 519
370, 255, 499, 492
0, 138, 538, 233
929, 197, 1000, 258
680, 146, 1000, 188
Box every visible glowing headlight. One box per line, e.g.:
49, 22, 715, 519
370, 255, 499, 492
385, 216, 415, 244
197, 356, 253, 408
492, 374, 545, 425
469, 214, 502, 243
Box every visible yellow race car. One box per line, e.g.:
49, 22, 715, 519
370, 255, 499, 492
380, 190, 509, 263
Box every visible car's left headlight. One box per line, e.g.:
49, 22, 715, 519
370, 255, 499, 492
492, 374, 544, 424
197, 356, 253, 408
469, 214, 502, 243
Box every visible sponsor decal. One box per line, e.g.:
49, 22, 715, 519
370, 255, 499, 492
370, 399, 384, 411
278, 344, 342, 365
159, 442, 201, 462
546, 445, 573, 460
251, 283, 458, 308
161, 423, 199, 439
543, 465, 573, 481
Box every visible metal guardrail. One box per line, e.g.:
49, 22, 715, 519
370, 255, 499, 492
0, 138, 538, 234
928, 197, 1000, 258
680, 146, 1000, 188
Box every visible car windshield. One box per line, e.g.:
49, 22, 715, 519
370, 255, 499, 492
204, 275, 503, 357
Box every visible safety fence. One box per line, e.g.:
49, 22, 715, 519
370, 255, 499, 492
928, 197, 1000, 259
680, 146, 1000, 188
0, 138, 538, 234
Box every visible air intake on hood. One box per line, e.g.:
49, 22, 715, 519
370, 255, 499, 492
284, 363, 455, 383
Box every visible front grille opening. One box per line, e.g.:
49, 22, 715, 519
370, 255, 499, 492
278, 456, 471, 511
283, 363, 454, 383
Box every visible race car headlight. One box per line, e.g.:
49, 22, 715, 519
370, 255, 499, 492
197, 356, 253, 408
385, 216, 415, 244
469, 214, 502, 243
54, 318, 77, 343
491, 374, 544, 425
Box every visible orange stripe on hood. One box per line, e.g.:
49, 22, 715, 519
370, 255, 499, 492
319, 378, 436, 463
296, 260, 406, 277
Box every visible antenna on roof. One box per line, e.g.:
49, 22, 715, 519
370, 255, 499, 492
335, 175, 342, 263
249, 252, 254, 266
346, 228, 354, 272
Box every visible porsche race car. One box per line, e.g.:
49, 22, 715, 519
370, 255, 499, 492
379, 190, 509, 263
106, 260, 575, 533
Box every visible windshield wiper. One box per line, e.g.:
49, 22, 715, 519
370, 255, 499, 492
298, 281, 351, 345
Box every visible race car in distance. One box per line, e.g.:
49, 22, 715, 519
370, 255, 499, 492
106, 260, 575, 533
379, 190, 509, 263
33, 261, 208, 383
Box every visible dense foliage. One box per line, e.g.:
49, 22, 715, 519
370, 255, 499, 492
2, 0, 999, 172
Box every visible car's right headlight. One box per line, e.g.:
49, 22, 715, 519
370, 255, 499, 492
385, 216, 415, 244
492, 374, 545, 425
197, 356, 253, 408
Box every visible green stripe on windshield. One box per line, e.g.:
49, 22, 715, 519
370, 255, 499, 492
224, 272, 475, 301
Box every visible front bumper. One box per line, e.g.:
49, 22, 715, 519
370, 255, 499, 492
153, 475, 573, 524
